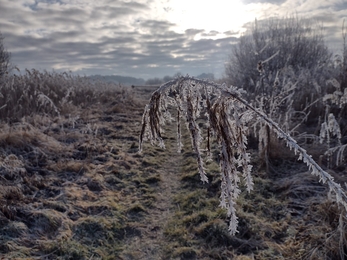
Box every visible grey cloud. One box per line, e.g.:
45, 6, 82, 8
50, 30, 85, 40
5, 0, 346, 80
139, 19, 177, 34
201, 30, 220, 37
1, 5, 36, 28
27, 0, 65, 10
99, 6, 147, 20
121, 1, 149, 11
14, 2, 147, 30
185, 29, 205, 36
223, 30, 241, 36
8, 27, 235, 78
1, 33, 50, 52
242, 0, 286, 4
0, 0, 240, 78
142, 30, 183, 41
174, 37, 237, 58
334, 2, 347, 11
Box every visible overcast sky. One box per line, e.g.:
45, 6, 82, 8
0, 0, 346, 79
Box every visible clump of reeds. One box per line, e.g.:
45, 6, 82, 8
0, 69, 134, 123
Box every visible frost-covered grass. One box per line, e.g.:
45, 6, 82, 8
0, 75, 147, 259
0, 69, 135, 122
157, 119, 346, 259
0, 79, 346, 258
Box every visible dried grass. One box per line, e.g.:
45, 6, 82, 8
140, 76, 347, 236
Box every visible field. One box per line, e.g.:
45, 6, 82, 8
0, 72, 345, 260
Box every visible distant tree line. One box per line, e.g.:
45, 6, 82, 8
89, 75, 146, 86
145, 72, 215, 85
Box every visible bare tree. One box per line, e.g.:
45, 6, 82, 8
341, 19, 347, 90
0, 32, 11, 80
318, 20, 347, 168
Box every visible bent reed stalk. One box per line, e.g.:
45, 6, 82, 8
139, 75, 347, 235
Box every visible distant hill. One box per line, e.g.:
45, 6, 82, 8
89, 75, 145, 86
89, 73, 215, 86
195, 72, 215, 80
145, 72, 215, 85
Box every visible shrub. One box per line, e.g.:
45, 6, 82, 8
224, 16, 339, 168
225, 16, 331, 99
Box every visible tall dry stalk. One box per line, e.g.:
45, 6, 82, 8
139, 76, 347, 235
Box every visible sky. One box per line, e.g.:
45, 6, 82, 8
0, 0, 346, 80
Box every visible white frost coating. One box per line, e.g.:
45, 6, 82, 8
139, 76, 347, 235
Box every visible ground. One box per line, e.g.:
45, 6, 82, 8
0, 85, 346, 259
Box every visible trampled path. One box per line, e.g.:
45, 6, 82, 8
121, 139, 182, 259
0, 84, 185, 259
120, 86, 183, 259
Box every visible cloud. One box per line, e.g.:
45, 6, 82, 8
0, 0, 346, 80
241, 0, 286, 5
0, 0, 239, 78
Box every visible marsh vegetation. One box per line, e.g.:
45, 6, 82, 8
0, 16, 347, 259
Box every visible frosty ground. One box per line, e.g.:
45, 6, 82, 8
0, 84, 345, 260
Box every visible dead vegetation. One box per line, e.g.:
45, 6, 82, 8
139, 76, 347, 260
0, 74, 155, 259
0, 71, 346, 260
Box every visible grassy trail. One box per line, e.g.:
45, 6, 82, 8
120, 85, 183, 259
121, 134, 182, 259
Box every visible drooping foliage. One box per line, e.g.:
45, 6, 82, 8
139, 76, 347, 235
